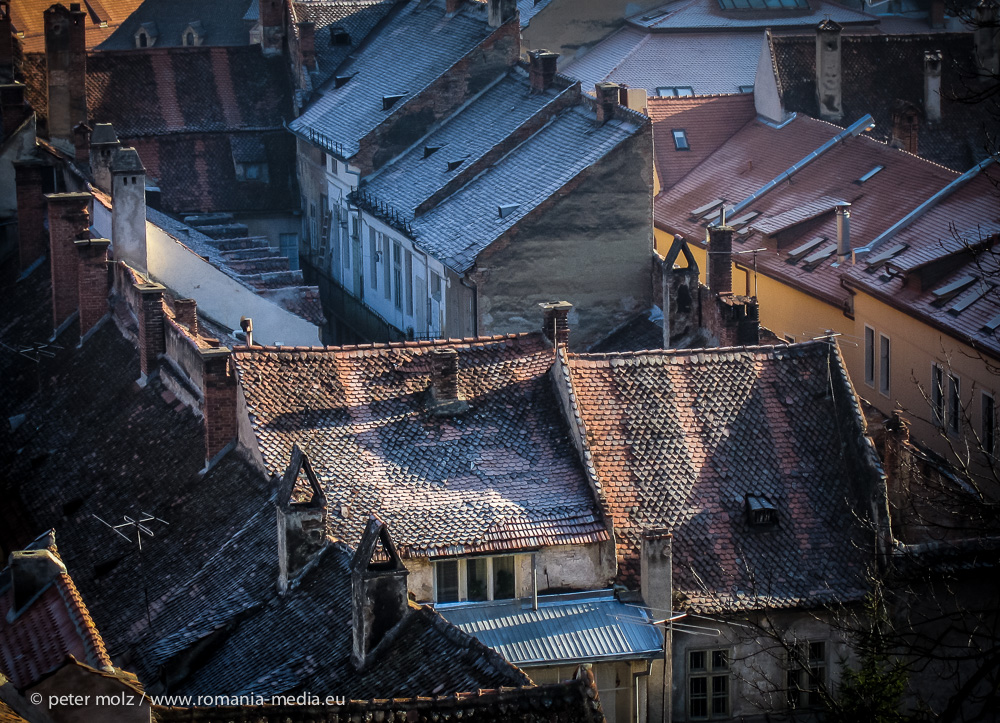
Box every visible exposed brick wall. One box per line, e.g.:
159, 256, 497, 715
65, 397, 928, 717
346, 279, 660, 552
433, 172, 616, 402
46, 192, 92, 331
136, 282, 166, 378
76, 238, 110, 338
173, 298, 198, 335
15, 162, 48, 273
352, 19, 521, 174
202, 350, 238, 464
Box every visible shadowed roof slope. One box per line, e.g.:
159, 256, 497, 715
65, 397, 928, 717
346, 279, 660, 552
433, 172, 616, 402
97, 0, 254, 50
563, 341, 882, 612
232, 334, 609, 558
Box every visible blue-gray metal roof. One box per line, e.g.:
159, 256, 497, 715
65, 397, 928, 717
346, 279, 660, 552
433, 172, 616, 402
436, 590, 664, 666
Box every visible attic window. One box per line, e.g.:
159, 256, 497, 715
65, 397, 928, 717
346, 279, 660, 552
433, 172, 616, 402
672, 129, 690, 151
446, 159, 464, 172
657, 86, 694, 97
382, 94, 407, 111
423, 145, 443, 159
330, 26, 351, 45
134, 22, 157, 48
857, 165, 884, 184
498, 203, 519, 219
738, 85, 754, 93
746, 495, 778, 527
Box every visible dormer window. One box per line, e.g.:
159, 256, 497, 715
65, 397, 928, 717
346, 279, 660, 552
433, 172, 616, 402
330, 26, 351, 45
231, 136, 269, 183
181, 22, 203, 46
134, 22, 157, 48
746, 494, 778, 527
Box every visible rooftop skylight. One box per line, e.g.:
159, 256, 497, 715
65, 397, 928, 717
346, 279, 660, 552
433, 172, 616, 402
719, 0, 808, 9
673, 129, 690, 151
857, 165, 884, 184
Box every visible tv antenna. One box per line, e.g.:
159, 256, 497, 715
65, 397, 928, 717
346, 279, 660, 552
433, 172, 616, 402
93, 512, 169, 628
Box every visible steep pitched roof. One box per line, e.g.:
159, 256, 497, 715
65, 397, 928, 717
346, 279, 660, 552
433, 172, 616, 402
562, 27, 761, 96
649, 93, 756, 189
289, 0, 495, 158
10, 0, 143, 52
562, 341, 882, 611
97, 0, 254, 50
627, 0, 876, 31
770, 32, 996, 171
0, 534, 113, 689
231, 334, 609, 558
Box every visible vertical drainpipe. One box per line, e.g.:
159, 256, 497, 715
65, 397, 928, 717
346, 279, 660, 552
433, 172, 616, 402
531, 552, 538, 610
461, 276, 479, 338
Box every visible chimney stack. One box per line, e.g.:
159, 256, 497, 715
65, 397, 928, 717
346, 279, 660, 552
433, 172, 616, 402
260, 0, 284, 56
44, 2, 88, 152
891, 100, 919, 154
277, 446, 328, 594
297, 21, 316, 70
89, 123, 120, 193
528, 49, 559, 92
75, 238, 110, 341
835, 202, 852, 264
111, 147, 148, 274
351, 516, 409, 670
9, 547, 66, 614
815, 19, 843, 123
707, 223, 734, 295
240, 316, 253, 346
595, 82, 620, 125
540, 300, 572, 348
46, 191, 92, 333
174, 298, 198, 335
135, 281, 165, 384
924, 50, 942, 123
201, 346, 238, 467
428, 348, 469, 415
488, 0, 516, 28
15, 160, 50, 273
976, 0, 1000, 77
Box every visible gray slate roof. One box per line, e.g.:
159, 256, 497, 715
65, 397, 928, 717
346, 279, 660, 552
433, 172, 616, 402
438, 590, 664, 666
97, 0, 254, 49
563, 26, 760, 95
289, 0, 493, 158
628, 0, 876, 30
517, 0, 553, 27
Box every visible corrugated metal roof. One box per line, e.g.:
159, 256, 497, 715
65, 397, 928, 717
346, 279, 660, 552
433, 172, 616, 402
437, 590, 663, 666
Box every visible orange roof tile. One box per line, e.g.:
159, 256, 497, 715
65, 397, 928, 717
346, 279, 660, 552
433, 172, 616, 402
10, 0, 143, 52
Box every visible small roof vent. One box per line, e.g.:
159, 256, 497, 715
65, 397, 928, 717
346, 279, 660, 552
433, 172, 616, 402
446, 159, 464, 172
382, 93, 407, 111
498, 203, 520, 219
423, 145, 443, 159
334, 74, 355, 88
330, 25, 351, 45
746, 494, 777, 527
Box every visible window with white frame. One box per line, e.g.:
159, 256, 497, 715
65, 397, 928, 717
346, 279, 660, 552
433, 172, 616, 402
932, 364, 945, 427
948, 373, 961, 434
879, 334, 891, 396
433, 557, 518, 603
786, 641, 827, 710
864, 326, 875, 387
688, 649, 729, 719
982, 393, 995, 456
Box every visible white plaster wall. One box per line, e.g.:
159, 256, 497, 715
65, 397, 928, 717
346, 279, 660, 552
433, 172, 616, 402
537, 543, 610, 591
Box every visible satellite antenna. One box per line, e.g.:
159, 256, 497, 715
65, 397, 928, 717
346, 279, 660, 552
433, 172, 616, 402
93, 512, 169, 628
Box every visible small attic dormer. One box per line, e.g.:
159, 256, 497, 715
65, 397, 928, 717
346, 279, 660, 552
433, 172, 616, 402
135, 21, 158, 48
181, 21, 204, 46
351, 515, 409, 670
276, 445, 328, 594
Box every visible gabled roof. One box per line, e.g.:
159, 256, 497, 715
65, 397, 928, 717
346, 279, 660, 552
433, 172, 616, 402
770, 32, 996, 171
562, 26, 761, 96
231, 334, 610, 558
562, 341, 882, 612
289, 0, 495, 159
97, 0, 254, 50
649, 93, 756, 188
0, 533, 113, 689
10, 0, 143, 52
627, 0, 876, 31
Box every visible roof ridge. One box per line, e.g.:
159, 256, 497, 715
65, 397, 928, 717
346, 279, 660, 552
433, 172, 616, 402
53, 572, 114, 672
232, 331, 546, 355
569, 338, 830, 361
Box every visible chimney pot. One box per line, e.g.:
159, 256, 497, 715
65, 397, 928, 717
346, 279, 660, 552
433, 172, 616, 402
174, 298, 198, 335
707, 225, 733, 295
297, 21, 316, 70
540, 300, 572, 347
351, 516, 409, 670
10, 549, 67, 614
240, 316, 253, 346
924, 50, 943, 123
594, 82, 620, 125
815, 19, 843, 123
201, 346, 237, 466
835, 202, 851, 264
528, 49, 559, 92
487, 0, 516, 28
428, 348, 468, 415
44, 3, 88, 152
277, 446, 328, 593
111, 147, 148, 274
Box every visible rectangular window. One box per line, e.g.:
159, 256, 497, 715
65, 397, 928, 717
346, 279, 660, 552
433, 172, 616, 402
787, 641, 827, 710
344, 213, 355, 270
688, 649, 729, 719
493, 556, 515, 600
672, 129, 690, 151
864, 326, 875, 387
279, 233, 299, 271
383, 236, 392, 299
948, 374, 961, 434
879, 334, 891, 396
983, 393, 995, 455
405, 250, 414, 316
466, 558, 488, 602
430, 272, 442, 300
369, 227, 378, 290
435, 560, 459, 603
932, 365, 945, 427
393, 241, 403, 311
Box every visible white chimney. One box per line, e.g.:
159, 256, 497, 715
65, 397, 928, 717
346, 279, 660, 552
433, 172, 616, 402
836, 203, 852, 264
924, 50, 942, 123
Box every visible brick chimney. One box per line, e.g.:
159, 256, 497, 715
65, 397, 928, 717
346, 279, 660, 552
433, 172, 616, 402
707, 223, 733, 295
135, 281, 165, 384
260, 0, 284, 56
201, 347, 238, 467
528, 49, 559, 92
924, 50, 942, 123
46, 191, 92, 333
9, 547, 66, 615
488, 0, 516, 28
976, 0, 999, 77
428, 348, 469, 416
891, 100, 920, 154
89, 123, 120, 193
174, 298, 198, 335
351, 516, 409, 670
72, 121, 91, 163
277, 445, 328, 593
815, 19, 843, 123
595, 82, 620, 125
297, 21, 316, 70
111, 147, 148, 274
75, 238, 110, 341
44, 2, 88, 152
1, 83, 29, 139
540, 300, 572, 347
15, 160, 50, 273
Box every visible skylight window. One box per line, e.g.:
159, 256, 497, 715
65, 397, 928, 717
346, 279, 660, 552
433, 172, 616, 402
690, 199, 724, 217
864, 243, 908, 273
673, 129, 690, 151
657, 87, 694, 97
857, 165, 884, 184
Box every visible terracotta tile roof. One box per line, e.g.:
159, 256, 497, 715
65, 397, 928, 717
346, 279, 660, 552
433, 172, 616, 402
0, 535, 113, 689
562, 341, 880, 612
770, 32, 996, 171
654, 114, 957, 309
231, 334, 609, 558
10, 0, 143, 53
649, 93, 756, 189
